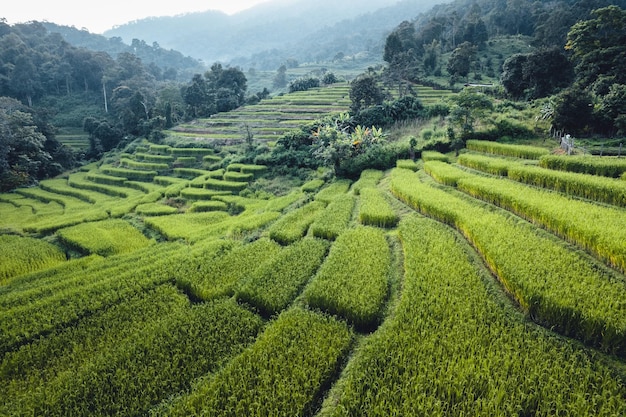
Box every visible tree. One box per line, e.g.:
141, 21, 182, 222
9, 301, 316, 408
597, 83, 626, 135
447, 42, 475, 82
502, 49, 573, 99
552, 87, 594, 136
273, 65, 288, 89
349, 75, 384, 113
448, 89, 493, 139
183, 74, 213, 118
501, 54, 528, 98
0, 97, 50, 190
565, 6, 626, 89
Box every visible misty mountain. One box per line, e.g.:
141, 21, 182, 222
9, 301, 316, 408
103, 0, 447, 68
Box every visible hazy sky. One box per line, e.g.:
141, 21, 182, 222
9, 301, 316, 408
2, 0, 273, 34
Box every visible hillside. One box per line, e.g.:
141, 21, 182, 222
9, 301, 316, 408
1, 79, 626, 414
103, 0, 446, 68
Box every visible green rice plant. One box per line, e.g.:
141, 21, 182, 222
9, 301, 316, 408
135, 153, 175, 163
310, 194, 355, 240
56, 219, 151, 256
15, 187, 72, 208
0, 285, 190, 415
165, 308, 353, 417
315, 179, 352, 204
203, 178, 248, 193
301, 178, 325, 192
0, 235, 66, 284
421, 150, 449, 162
350, 169, 384, 195
189, 201, 229, 212
318, 215, 626, 416
101, 165, 159, 181
169, 147, 215, 156
173, 156, 197, 166
154, 176, 186, 186
507, 163, 626, 207
262, 191, 305, 212
135, 203, 178, 216
164, 181, 189, 197
237, 238, 329, 316
85, 172, 128, 186
226, 163, 268, 177
23, 208, 111, 234
390, 168, 626, 356
423, 160, 466, 186
268, 200, 326, 245
0, 243, 186, 354
466, 140, 550, 159
124, 180, 163, 193
457, 152, 514, 176
540, 155, 626, 177
173, 167, 214, 178
223, 171, 254, 182
38, 179, 97, 204
120, 158, 169, 173
181, 188, 232, 200
24, 298, 262, 417
175, 238, 281, 301
149, 144, 171, 154
303, 226, 390, 330
212, 194, 265, 213
396, 159, 419, 171
68, 173, 129, 197
456, 173, 626, 274
227, 211, 281, 237
202, 154, 222, 164
144, 212, 230, 241
358, 187, 398, 228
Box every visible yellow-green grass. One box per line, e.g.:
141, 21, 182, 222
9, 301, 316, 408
39, 178, 98, 203
0, 235, 66, 284
350, 169, 384, 195
315, 179, 352, 204
457, 152, 516, 176
0, 243, 185, 354
268, 200, 326, 245
358, 187, 399, 228
303, 226, 391, 330
301, 178, 325, 192
396, 159, 419, 171
165, 308, 353, 417
135, 203, 179, 216
237, 238, 330, 316
540, 154, 626, 178
421, 150, 449, 162
175, 238, 281, 301
319, 215, 626, 416
310, 194, 355, 240
426, 161, 626, 274
391, 168, 626, 356
144, 212, 231, 241
180, 188, 233, 200
56, 219, 151, 256
467, 139, 550, 159
189, 201, 229, 212
0, 286, 263, 417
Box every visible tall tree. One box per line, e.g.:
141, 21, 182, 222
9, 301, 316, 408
565, 5, 626, 89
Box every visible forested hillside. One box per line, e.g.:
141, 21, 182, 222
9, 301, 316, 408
383, 0, 626, 137
104, 0, 446, 68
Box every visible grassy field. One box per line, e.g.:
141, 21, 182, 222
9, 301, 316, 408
1, 84, 626, 416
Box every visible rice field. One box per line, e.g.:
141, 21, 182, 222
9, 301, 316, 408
2, 89, 626, 416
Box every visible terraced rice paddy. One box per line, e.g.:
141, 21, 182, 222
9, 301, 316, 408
2, 86, 625, 415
